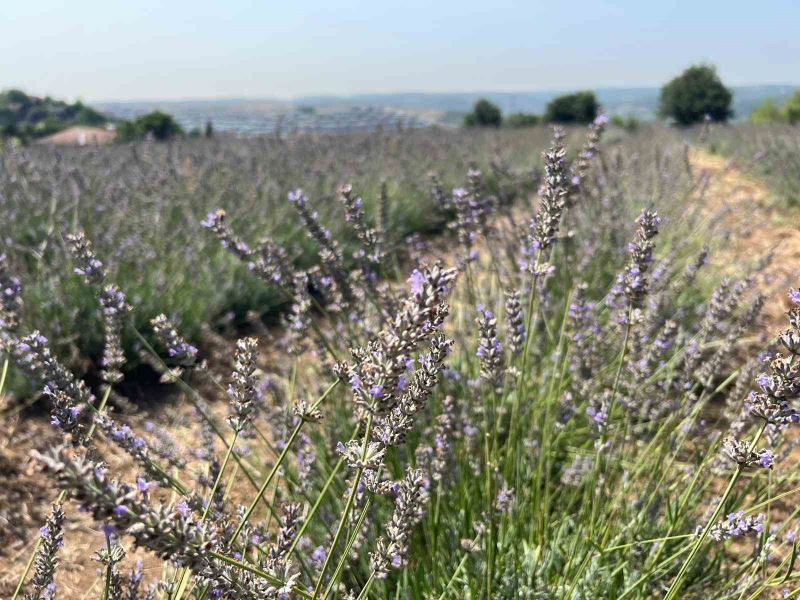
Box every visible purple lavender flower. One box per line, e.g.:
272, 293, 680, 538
710, 512, 765, 542
476, 304, 504, 390
25, 503, 65, 600
408, 269, 425, 296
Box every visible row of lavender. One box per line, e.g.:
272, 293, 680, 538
5, 119, 799, 599
0, 127, 549, 390
706, 123, 800, 206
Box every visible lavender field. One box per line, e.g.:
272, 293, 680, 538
3, 120, 800, 600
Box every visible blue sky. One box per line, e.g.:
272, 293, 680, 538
2, 0, 798, 101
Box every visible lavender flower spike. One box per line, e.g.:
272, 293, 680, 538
618, 209, 661, 309
527, 128, 568, 274
0, 253, 23, 331
476, 304, 505, 390
369, 468, 429, 579
227, 337, 258, 433
24, 503, 65, 600
151, 314, 198, 367
66, 231, 106, 285
709, 512, 765, 542
504, 288, 525, 357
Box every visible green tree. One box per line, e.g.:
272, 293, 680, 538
136, 111, 183, 140
73, 102, 107, 126
116, 111, 183, 142
660, 65, 733, 125
544, 91, 598, 124
464, 99, 502, 127
783, 90, 800, 124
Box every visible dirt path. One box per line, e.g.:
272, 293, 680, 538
690, 148, 800, 331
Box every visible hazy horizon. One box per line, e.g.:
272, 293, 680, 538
3, 1, 799, 103
85, 84, 800, 106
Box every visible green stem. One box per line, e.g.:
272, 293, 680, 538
321, 481, 377, 599
437, 535, 481, 599
101, 536, 113, 600
284, 455, 346, 562
203, 431, 239, 522
313, 415, 374, 599
208, 551, 313, 598
173, 431, 240, 600
313, 466, 365, 598
356, 572, 376, 600
230, 420, 303, 543
663, 420, 768, 600
0, 356, 9, 405
13, 383, 115, 600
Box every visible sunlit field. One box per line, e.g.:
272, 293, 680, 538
4, 120, 800, 600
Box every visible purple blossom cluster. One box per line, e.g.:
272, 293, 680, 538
526, 130, 568, 276
568, 113, 608, 199
344, 263, 455, 417
24, 503, 64, 600
227, 337, 259, 433
202, 209, 291, 286
721, 436, 774, 469
370, 468, 429, 578
68, 231, 131, 383
504, 289, 525, 357
339, 184, 382, 265
151, 314, 198, 367
476, 304, 505, 390
8, 331, 95, 413
66, 231, 106, 286
0, 253, 23, 331
709, 512, 765, 542
287, 188, 354, 304
748, 294, 800, 425
616, 209, 661, 309
201, 209, 252, 260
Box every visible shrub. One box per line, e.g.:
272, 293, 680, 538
464, 99, 502, 127
660, 64, 733, 125
116, 110, 184, 142
504, 112, 540, 128
750, 98, 785, 124
544, 91, 598, 124
611, 114, 641, 131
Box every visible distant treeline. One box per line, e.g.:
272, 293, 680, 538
465, 91, 601, 128
0, 89, 205, 145
750, 90, 800, 124
465, 64, 796, 129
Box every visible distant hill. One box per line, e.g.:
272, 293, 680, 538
94, 84, 800, 135
0, 89, 108, 142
